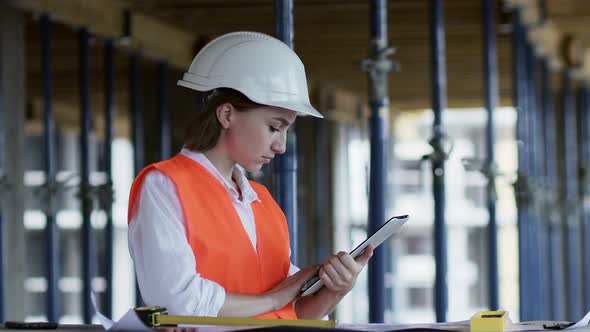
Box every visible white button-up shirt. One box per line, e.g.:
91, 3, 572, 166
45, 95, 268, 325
128, 148, 298, 316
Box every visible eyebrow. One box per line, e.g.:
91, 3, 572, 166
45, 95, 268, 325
272, 117, 292, 127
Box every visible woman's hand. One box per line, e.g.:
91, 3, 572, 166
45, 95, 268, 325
267, 265, 319, 311
318, 245, 374, 295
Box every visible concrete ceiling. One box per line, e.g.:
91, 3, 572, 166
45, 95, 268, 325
15, 0, 590, 131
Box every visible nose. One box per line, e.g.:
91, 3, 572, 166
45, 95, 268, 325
271, 131, 287, 154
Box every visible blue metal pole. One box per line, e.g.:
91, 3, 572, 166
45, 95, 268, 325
273, 0, 299, 266
525, 42, 545, 320
130, 53, 144, 307
103, 39, 115, 319
580, 82, 590, 312
430, 0, 448, 322
313, 119, 330, 263
0, 198, 3, 321
562, 69, 583, 321
365, 0, 390, 322
0, 117, 4, 324
542, 57, 565, 322
482, 0, 499, 311
511, 11, 530, 321
158, 63, 171, 160
40, 14, 60, 323
79, 27, 94, 324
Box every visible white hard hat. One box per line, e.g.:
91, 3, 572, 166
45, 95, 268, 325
177, 31, 323, 118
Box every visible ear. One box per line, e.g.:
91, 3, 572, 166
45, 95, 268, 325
215, 103, 234, 129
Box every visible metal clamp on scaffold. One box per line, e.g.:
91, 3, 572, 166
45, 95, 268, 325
96, 180, 115, 211
512, 173, 532, 208
361, 47, 400, 77
422, 125, 454, 167
34, 172, 78, 216
0, 172, 11, 199
461, 158, 500, 202
133, 306, 336, 328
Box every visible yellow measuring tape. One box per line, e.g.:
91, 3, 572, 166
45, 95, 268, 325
135, 306, 336, 328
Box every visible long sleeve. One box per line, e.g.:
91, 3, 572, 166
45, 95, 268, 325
128, 170, 226, 316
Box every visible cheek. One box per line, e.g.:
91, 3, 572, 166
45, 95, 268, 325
227, 127, 267, 154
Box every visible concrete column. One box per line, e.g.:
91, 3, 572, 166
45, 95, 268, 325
0, 4, 27, 320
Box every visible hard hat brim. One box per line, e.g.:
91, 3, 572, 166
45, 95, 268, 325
177, 79, 324, 119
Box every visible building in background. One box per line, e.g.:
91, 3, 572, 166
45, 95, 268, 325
333, 108, 519, 323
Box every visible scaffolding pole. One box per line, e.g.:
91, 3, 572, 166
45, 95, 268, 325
512, 10, 532, 321
40, 15, 60, 323
481, 0, 499, 311
158, 63, 171, 160
103, 39, 115, 319
365, 0, 391, 322
562, 69, 583, 321
541, 57, 565, 320
78, 27, 95, 324
525, 41, 544, 319
130, 53, 144, 307
579, 82, 590, 311
429, 0, 448, 322
273, 0, 299, 266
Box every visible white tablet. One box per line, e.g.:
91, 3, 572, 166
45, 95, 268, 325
300, 214, 409, 297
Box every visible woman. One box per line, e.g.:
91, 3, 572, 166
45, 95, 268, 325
127, 31, 373, 319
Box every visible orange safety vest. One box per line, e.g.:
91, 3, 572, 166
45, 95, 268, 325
128, 154, 297, 319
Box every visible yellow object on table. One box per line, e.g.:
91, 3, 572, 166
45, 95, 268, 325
470, 310, 509, 332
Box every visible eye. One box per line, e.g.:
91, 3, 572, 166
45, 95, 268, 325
269, 126, 280, 133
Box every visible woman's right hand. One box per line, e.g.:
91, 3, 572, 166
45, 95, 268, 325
266, 265, 319, 311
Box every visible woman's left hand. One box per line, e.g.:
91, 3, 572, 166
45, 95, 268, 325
318, 245, 374, 295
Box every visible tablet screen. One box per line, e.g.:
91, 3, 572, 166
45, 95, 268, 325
300, 214, 409, 297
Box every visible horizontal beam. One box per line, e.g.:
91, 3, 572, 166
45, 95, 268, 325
129, 13, 195, 68
6, 0, 195, 70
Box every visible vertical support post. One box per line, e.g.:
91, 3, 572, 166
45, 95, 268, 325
130, 53, 144, 307
535, 0, 551, 319
580, 82, 590, 311
40, 15, 60, 323
562, 69, 583, 321
158, 63, 170, 160
524, 42, 541, 319
0, 5, 27, 321
430, 0, 448, 322
364, 0, 390, 323
273, 0, 299, 266
79, 27, 94, 324
541, 57, 565, 320
481, 0, 499, 311
313, 118, 330, 263
0, 123, 3, 323
103, 39, 115, 318
511, 11, 531, 321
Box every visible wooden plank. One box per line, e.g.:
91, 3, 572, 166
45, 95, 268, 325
130, 13, 195, 68
7, 0, 123, 38
6, 0, 196, 70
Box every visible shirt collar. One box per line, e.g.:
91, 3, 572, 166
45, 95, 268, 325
180, 148, 260, 204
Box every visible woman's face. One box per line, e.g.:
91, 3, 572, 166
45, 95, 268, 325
224, 106, 297, 172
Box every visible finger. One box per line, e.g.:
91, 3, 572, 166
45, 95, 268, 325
293, 265, 319, 281
355, 245, 374, 266
323, 262, 349, 288
337, 253, 362, 274
328, 255, 355, 280
319, 267, 337, 290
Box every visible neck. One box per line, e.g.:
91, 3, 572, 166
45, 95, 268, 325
202, 148, 235, 184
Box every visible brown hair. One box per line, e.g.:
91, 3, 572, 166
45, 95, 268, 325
184, 88, 263, 151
